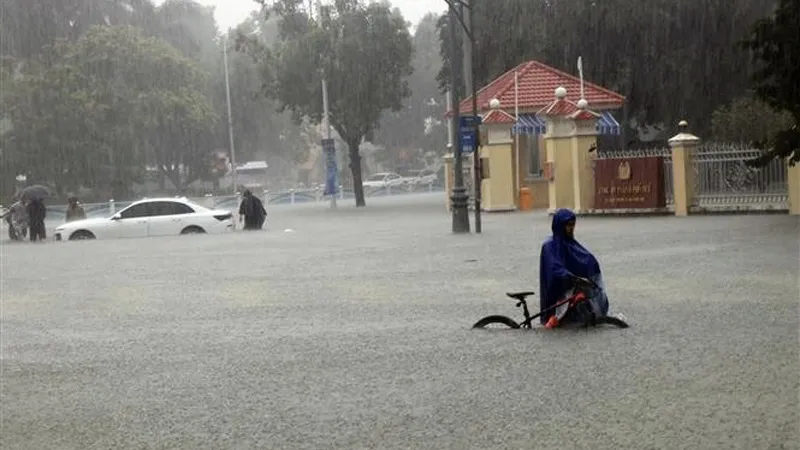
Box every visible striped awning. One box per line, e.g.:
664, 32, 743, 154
596, 111, 621, 135
512, 114, 546, 135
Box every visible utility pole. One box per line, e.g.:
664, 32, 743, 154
461, 0, 481, 233
223, 33, 238, 195
322, 78, 337, 209
448, 2, 470, 233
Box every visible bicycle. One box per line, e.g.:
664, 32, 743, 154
472, 275, 630, 329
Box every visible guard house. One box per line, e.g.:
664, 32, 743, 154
445, 60, 625, 210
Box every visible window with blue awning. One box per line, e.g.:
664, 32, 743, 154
511, 114, 547, 135
595, 111, 621, 135
512, 111, 621, 136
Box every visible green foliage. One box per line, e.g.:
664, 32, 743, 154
1, 0, 316, 200
3, 25, 217, 196
741, 0, 800, 166
258, 0, 414, 206
436, 0, 779, 137
711, 94, 794, 145
373, 13, 445, 155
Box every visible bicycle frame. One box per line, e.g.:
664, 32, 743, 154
515, 290, 587, 328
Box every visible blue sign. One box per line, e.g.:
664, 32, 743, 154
459, 115, 482, 154
322, 138, 338, 195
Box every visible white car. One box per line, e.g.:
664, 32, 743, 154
408, 169, 439, 187
54, 197, 235, 241
362, 172, 407, 189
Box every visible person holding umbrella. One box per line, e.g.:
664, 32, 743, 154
14, 185, 51, 242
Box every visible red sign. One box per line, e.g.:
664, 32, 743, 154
594, 157, 665, 209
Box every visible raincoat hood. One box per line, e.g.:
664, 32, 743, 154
551, 208, 576, 238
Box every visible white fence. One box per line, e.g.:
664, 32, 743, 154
40, 183, 444, 220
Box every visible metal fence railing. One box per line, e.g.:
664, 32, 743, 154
35, 182, 444, 221
693, 143, 788, 209
595, 143, 789, 211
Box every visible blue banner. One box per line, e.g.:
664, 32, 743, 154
459, 115, 482, 154
322, 138, 338, 195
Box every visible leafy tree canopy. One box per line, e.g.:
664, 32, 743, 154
253, 0, 414, 206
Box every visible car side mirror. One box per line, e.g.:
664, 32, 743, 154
111, 213, 121, 220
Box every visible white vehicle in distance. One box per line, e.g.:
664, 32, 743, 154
361, 172, 408, 189
408, 169, 439, 187
54, 197, 235, 241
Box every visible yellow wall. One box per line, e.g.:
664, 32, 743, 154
570, 131, 598, 213
480, 144, 516, 211
546, 136, 575, 212
788, 162, 800, 215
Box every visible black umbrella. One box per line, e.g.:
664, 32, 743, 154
14, 184, 52, 202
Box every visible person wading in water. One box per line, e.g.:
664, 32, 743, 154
238, 189, 267, 230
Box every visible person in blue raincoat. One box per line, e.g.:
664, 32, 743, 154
539, 208, 610, 327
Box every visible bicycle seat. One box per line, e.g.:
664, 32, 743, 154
506, 291, 535, 301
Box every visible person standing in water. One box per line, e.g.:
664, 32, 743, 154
65, 196, 86, 222
26, 197, 47, 242
238, 189, 267, 230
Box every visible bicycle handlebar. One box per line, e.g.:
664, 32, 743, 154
568, 274, 599, 289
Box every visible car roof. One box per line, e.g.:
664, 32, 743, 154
128, 197, 204, 207
133, 196, 190, 203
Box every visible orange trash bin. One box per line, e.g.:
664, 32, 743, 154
519, 187, 533, 211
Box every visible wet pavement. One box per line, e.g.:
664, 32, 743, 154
1, 193, 798, 449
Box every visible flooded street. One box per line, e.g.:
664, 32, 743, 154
1, 195, 797, 449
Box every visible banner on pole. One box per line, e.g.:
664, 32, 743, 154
322, 138, 337, 195
459, 115, 482, 154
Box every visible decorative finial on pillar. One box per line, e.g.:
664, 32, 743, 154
577, 98, 588, 109
555, 86, 567, 99
678, 120, 688, 130
489, 98, 501, 109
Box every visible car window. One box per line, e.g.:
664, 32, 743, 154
119, 203, 150, 219
150, 201, 195, 216
169, 202, 194, 215
388, 174, 400, 179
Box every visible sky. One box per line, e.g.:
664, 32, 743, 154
186, 0, 444, 31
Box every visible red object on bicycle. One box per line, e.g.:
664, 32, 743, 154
569, 292, 586, 307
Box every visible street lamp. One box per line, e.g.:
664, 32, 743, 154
222, 32, 238, 195
446, 0, 469, 233
444, 0, 481, 234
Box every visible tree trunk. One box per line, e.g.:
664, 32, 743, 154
347, 140, 366, 207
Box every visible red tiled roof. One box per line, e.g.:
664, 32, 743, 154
449, 60, 625, 116
569, 109, 601, 121
538, 98, 601, 121
482, 109, 516, 125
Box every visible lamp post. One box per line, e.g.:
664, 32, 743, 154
460, 0, 482, 234
446, 0, 470, 233
222, 32, 238, 195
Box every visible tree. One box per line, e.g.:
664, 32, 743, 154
0, 0, 158, 59
373, 13, 446, 161
435, 0, 778, 140
256, 0, 414, 206
3, 25, 217, 197
741, 0, 800, 165
223, 18, 313, 167
711, 94, 794, 145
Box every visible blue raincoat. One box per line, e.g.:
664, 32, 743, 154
539, 209, 609, 324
